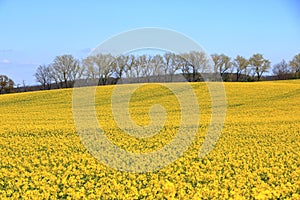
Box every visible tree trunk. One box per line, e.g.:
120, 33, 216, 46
236, 71, 240, 81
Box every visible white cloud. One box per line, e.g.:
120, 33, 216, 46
1, 59, 11, 64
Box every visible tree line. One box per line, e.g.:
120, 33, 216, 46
1, 52, 300, 93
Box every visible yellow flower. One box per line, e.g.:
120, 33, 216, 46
0, 81, 299, 199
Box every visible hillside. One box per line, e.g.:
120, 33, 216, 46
0, 80, 299, 199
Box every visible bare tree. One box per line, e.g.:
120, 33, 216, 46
140, 55, 153, 82
289, 53, 300, 78
211, 54, 232, 80
82, 56, 97, 80
177, 54, 191, 81
49, 65, 60, 88
233, 55, 248, 81
52, 54, 81, 88
84, 54, 115, 85
22, 80, 27, 92
183, 51, 210, 81
163, 52, 179, 81
35, 65, 52, 89
150, 54, 164, 81
68, 60, 83, 87
163, 52, 173, 78
123, 55, 136, 83
249, 53, 270, 81
113, 55, 128, 82
99, 54, 114, 85
272, 59, 291, 80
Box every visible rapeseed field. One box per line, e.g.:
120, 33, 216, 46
0, 80, 299, 199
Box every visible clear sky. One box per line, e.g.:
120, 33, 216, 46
0, 0, 299, 85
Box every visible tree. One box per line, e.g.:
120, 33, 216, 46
22, 80, 27, 92
289, 53, 300, 78
52, 54, 81, 88
0, 75, 14, 94
177, 54, 191, 81
185, 51, 210, 81
272, 59, 291, 80
113, 55, 128, 81
83, 54, 115, 85
211, 54, 232, 80
47, 65, 59, 88
162, 52, 178, 81
128, 55, 142, 82
233, 55, 248, 81
150, 54, 164, 81
249, 53, 270, 81
176, 51, 210, 82
163, 52, 173, 80
99, 54, 114, 85
35, 65, 52, 89
139, 55, 153, 82
82, 56, 97, 80
123, 55, 136, 82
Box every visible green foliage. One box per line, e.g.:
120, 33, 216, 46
0, 74, 14, 94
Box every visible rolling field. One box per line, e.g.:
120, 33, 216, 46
0, 80, 300, 199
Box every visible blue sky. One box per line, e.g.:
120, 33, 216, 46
0, 0, 299, 85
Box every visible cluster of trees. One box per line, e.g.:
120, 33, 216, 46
35, 51, 211, 89
212, 53, 300, 81
1, 52, 299, 94
0, 75, 14, 94
35, 55, 83, 89
34, 52, 300, 90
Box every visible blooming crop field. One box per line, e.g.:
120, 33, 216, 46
0, 80, 299, 199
